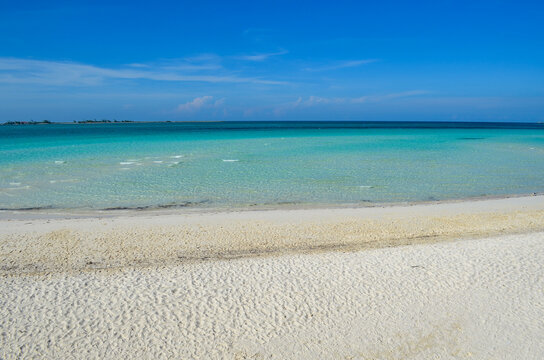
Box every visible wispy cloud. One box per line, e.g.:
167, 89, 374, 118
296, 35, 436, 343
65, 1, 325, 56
304, 59, 377, 72
274, 90, 428, 115
126, 63, 151, 68
301, 91, 428, 105
157, 54, 223, 71
350, 90, 429, 103
235, 50, 288, 61
174, 96, 225, 113
0, 57, 286, 86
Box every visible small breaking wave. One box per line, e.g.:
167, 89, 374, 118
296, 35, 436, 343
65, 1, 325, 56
1, 185, 31, 191
49, 179, 78, 184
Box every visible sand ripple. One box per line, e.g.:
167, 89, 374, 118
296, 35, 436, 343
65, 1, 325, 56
0, 233, 543, 359
1, 205, 544, 275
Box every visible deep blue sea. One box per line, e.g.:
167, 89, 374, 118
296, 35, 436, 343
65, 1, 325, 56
1, 121, 543, 210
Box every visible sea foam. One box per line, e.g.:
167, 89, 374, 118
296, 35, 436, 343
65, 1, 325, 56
50, 179, 78, 184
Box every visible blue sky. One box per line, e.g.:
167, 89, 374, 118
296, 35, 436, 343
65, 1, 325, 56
1, 0, 543, 122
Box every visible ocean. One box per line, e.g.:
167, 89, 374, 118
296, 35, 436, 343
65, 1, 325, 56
1, 121, 543, 210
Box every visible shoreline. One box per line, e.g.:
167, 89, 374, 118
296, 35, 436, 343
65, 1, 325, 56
2, 194, 543, 276
3, 119, 544, 126
1, 191, 542, 220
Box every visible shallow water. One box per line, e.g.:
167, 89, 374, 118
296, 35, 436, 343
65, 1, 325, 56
1, 121, 543, 210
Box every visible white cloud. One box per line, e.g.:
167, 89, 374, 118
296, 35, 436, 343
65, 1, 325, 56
175, 96, 214, 112
183, 53, 221, 63
213, 98, 226, 106
304, 59, 377, 72
127, 63, 150, 68
274, 90, 428, 115
236, 50, 288, 61
174, 96, 226, 113
0, 57, 286, 86
350, 90, 429, 103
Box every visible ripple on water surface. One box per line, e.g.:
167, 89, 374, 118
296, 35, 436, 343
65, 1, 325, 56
0, 123, 543, 209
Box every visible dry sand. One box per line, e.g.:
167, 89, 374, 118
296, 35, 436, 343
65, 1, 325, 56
1, 196, 544, 358
1, 195, 544, 275
1, 232, 543, 359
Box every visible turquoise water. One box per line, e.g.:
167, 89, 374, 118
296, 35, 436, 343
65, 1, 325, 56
1, 121, 543, 210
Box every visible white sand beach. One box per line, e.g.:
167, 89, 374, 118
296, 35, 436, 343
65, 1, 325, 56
1, 196, 544, 358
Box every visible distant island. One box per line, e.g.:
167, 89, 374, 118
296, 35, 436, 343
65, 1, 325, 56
2, 119, 134, 125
